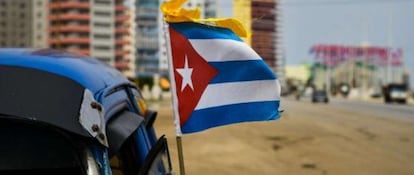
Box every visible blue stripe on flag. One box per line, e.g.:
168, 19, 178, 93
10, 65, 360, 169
209, 60, 277, 84
170, 22, 243, 41
181, 101, 280, 134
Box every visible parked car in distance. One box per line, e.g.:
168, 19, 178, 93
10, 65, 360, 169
383, 83, 408, 104
312, 90, 329, 103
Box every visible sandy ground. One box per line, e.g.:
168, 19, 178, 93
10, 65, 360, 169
151, 98, 414, 175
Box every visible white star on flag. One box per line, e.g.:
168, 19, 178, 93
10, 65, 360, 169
176, 55, 194, 91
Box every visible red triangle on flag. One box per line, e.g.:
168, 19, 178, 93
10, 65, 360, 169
169, 27, 218, 126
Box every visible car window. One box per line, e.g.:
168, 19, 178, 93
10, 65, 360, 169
0, 119, 86, 175
138, 136, 173, 175
110, 136, 139, 175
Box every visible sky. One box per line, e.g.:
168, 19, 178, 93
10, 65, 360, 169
219, 0, 414, 88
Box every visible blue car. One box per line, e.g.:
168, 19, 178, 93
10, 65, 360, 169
0, 49, 172, 175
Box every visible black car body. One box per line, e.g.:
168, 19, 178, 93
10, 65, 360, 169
312, 90, 329, 103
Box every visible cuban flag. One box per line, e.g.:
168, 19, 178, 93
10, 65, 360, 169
168, 22, 281, 134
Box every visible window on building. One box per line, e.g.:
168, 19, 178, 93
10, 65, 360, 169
97, 57, 111, 62
93, 45, 111, 50
93, 11, 111, 17
94, 22, 111, 28
20, 3, 25, 8
94, 0, 111, 5
93, 34, 111, 39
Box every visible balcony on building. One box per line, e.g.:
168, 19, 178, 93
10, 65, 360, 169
136, 10, 158, 20
115, 50, 130, 57
115, 5, 129, 11
49, 13, 90, 21
140, 54, 158, 61
115, 28, 130, 35
114, 56, 131, 70
115, 56, 131, 62
49, 37, 90, 44
137, 26, 158, 34
252, 0, 275, 7
49, 1, 90, 9
136, 37, 158, 49
66, 48, 90, 55
115, 15, 130, 23
252, 8, 276, 19
252, 20, 275, 31
114, 61, 131, 71
115, 38, 131, 45
49, 25, 90, 33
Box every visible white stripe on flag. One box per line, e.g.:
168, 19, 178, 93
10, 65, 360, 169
195, 80, 281, 110
189, 39, 262, 62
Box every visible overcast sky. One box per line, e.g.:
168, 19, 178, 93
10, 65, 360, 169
219, 0, 414, 87
282, 0, 414, 87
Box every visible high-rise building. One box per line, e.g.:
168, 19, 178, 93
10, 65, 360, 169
204, 0, 217, 18
48, 0, 135, 76
114, 0, 136, 77
0, 0, 49, 48
135, 0, 160, 76
233, 0, 284, 82
183, 0, 217, 18
251, 0, 276, 68
183, 0, 202, 10
134, 0, 219, 78
275, 1, 285, 83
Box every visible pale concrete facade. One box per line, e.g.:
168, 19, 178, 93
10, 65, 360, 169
0, 0, 48, 48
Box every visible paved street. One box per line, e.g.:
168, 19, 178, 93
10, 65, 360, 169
152, 97, 414, 175
331, 98, 414, 121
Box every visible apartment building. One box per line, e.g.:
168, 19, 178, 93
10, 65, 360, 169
135, 0, 160, 76
48, 0, 135, 76
251, 0, 277, 68
0, 0, 48, 48
233, 0, 284, 81
204, 0, 217, 18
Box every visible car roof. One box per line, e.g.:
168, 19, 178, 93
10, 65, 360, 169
0, 49, 136, 144
0, 49, 130, 97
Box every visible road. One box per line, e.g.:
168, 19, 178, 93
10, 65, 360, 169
152, 97, 414, 175
331, 98, 414, 121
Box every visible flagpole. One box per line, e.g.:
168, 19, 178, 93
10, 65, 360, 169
176, 136, 186, 175
162, 21, 186, 175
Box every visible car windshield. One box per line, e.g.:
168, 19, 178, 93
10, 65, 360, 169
391, 87, 406, 92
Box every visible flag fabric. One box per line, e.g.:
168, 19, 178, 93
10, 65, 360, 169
167, 22, 281, 134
